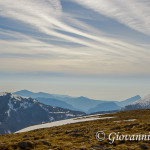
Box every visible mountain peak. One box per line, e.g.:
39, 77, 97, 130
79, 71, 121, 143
122, 94, 150, 111
132, 94, 150, 105
0, 92, 12, 96
0, 92, 85, 134
15, 90, 34, 94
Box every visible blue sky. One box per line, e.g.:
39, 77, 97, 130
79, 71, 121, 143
0, 0, 150, 100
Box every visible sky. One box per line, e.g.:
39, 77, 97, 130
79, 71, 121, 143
0, 0, 150, 100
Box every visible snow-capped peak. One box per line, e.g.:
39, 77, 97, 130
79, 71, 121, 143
122, 94, 150, 111
130, 94, 150, 107
11, 94, 22, 101
0, 92, 11, 96
0, 92, 85, 134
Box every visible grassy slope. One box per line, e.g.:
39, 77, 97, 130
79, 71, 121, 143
0, 109, 150, 150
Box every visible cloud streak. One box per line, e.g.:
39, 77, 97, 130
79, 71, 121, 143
0, 0, 150, 76
0, 0, 145, 52
71, 0, 150, 35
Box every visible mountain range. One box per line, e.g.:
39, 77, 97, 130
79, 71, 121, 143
0, 90, 149, 135
0, 92, 85, 134
14, 90, 141, 113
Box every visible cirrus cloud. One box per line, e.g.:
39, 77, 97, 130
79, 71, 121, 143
0, 0, 150, 76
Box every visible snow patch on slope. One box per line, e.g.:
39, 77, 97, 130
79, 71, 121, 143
7, 98, 17, 117
19, 101, 34, 109
16, 115, 115, 133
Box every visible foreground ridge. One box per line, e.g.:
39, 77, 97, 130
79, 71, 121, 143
0, 109, 149, 149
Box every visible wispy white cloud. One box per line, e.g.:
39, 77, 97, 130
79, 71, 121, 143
0, 0, 150, 76
0, 0, 145, 52
70, 0, 150, 35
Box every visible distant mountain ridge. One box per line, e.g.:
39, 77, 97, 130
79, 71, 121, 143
14, 90, 106, 112
14, 90, 71, 99
116, 95, 141, 107
14, 90, 141, 113
0, 92, 85, 134
88, 102, 121, 113
36, 97, 78, 111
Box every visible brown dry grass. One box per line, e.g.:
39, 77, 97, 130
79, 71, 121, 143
0, 109, 150, 150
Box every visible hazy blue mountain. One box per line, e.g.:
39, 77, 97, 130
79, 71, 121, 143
14, 90, 141, 113
115, 95, 141, 107
14, 90, 106, 112
0, 92, 85, 134
58, 95, 141, 112
88, 102, 121, 114
36, 97, 78, 111
57, 96, 105, 112
14, 90, 55, 99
